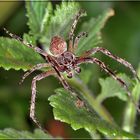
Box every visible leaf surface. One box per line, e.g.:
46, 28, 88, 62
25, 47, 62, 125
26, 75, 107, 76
49, 88, 137, 138
0, 37, 45, 71
96, 74, 132, 103
26, 0, 51, 36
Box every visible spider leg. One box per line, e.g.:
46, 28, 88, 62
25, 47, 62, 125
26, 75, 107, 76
30, 70, 55, 131
68, 9, 86, 52
73, 32, 88, 53
76, 57, 140, 113
3, 28, 47, 56
46, 55, 75, 94
47, 56, 81, 101
19, 63, 51, 84
52, 66, 77, 97
55, 69, 85, 108
81, 47, 140, 82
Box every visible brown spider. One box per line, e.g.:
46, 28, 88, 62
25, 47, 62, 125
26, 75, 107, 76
4, 9, 140, 131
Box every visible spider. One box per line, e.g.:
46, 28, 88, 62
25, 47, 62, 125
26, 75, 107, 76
4, 9, 140, 131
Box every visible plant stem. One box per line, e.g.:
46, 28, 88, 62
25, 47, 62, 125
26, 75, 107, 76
122, 65, 140, 133
122, 81, 140, 132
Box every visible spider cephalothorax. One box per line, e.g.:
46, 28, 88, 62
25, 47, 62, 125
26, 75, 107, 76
4, 9, 140, 131
56, 51, 77, 78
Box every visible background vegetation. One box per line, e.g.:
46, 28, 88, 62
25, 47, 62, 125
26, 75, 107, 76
0, 1, 140, 139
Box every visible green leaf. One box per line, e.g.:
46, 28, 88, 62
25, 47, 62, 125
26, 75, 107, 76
41, 2, 80, 49
0, 128, 53, 139
25, 1, 80, 50
49, 88, 137, 138
0, 37, 45, 71
26, 0, 52, 37
76, 8, 114, 55
96, 74, 133, 103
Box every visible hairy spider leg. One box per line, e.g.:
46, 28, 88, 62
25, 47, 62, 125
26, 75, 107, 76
54, 66, 86, 108
81, 47, 140, 82
19, 63, 51, 84
76, 57, 140, 113
46, 55, 78, 96
30, 70, 56, 131
55, 66, 87, 108
3, 28, 46, 56
73, 32, 88, 53
68, 9, 86, 52
46, 55, 85, 107
29, 59, 82, 131
46, 55, 86, 102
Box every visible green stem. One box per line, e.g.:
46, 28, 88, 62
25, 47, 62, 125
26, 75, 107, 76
122, 65, 140, 133
122, 81, 140, 132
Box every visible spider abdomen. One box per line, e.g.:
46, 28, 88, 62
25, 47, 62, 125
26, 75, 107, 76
50, 36, 67, 56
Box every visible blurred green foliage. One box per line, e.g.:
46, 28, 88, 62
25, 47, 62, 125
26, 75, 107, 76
0, 1, 140, 139
0, 128, 53, 139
